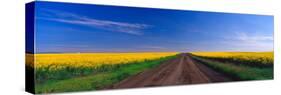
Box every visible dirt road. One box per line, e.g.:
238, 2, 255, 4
107, 53, 231, 89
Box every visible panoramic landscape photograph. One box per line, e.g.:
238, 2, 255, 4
26, 1, 273, 94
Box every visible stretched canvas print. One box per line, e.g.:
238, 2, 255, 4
26, 1, 274, 94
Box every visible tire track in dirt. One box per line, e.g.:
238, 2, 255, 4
106, 53, 231, 89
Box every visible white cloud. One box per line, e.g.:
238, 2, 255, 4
37, 9, 151, 35
235, 32, 273, 42
218, 32, 273, 51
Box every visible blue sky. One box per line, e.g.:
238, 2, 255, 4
35, 1, 274, 53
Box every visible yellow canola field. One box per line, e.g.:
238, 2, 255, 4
191, 52, 273, 65
27, 52, 177, 70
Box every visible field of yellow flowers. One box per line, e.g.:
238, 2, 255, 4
191, 52, 273, 67
26, 52, 177, 84
34, 52, 177, 69
190, 52, 273, 80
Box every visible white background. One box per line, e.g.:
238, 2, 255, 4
0, 0, 280, 95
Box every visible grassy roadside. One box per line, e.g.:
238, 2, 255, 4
35, 55, 177, 94
191, 55, 273, 80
